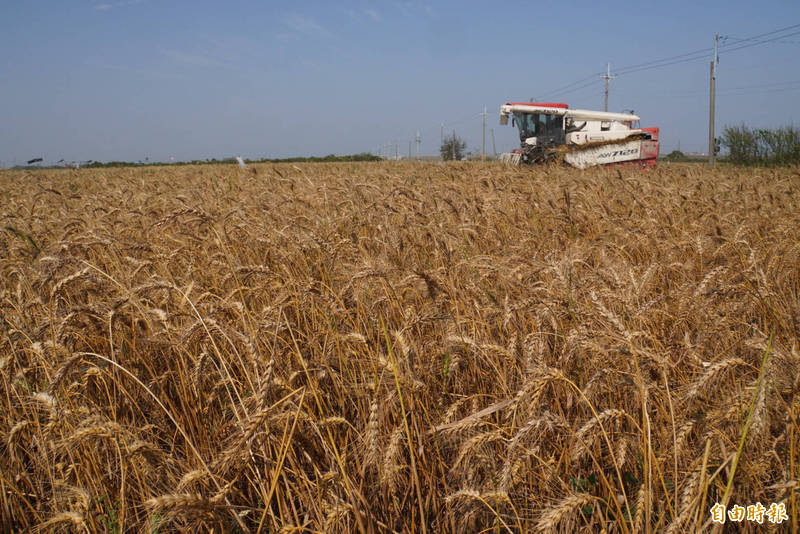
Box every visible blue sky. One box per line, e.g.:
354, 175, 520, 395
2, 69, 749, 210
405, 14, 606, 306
1, 1, 799, 164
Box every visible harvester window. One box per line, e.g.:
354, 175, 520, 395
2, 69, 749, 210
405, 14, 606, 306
546, 115, 563, 133
514, 113, 564, 140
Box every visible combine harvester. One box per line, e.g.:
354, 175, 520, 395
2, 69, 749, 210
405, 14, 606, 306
499, 102, 659, 168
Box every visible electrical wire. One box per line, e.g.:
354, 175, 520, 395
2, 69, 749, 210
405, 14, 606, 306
614, 47, 713, 75
612, 23, 800, 76
556, 79, 605, 98
727, 36, 800, 45
538, 79, 604, 101
722, 22, 800, 44
723, 79, 800, 90
717, 29, 800, 54
616, 54, 710, 76
656, 79, 800, 99
537, 74, 602, 100
718, 85, 800, 97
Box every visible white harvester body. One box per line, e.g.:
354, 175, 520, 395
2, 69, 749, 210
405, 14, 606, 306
499, 102, 659, 168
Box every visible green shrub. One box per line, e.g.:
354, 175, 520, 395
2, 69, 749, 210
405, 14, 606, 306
663, 150, 689, 162
721, 124, 800, 166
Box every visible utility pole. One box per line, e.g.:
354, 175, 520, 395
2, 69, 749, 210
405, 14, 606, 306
597, 63, 617, 112
481, 106, 487, 161
408, 141, 411, 159
440, 123, 444, 150
395, 143, 398, 160
709, 34, 719, 167
491, 128, 497, 158
415, 131, 421, 160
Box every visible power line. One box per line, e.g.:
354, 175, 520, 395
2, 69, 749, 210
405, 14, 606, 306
718, 85, 800, 97
603, 23, 800, 78
717, 29, 800, 54
538, 74, 601, 100
723, 22, 800, 44
614, 23, 800, 76
535, 22, 800, 110
656, 79, 800, 98
614, 47, 713, 75
721, 79, 800, 90
616, 52, 713, 75
554, 79, 604, 98
727, 35, 800, 46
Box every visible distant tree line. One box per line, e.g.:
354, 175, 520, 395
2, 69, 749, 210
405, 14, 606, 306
79, 153, 382, 168
721, 125, 800, 166
258, 153, 381, 164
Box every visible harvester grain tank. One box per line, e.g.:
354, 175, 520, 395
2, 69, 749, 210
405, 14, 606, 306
499, 102, 659, 168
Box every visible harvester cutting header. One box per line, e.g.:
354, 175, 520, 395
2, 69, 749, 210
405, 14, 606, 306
499, 102, 659, 168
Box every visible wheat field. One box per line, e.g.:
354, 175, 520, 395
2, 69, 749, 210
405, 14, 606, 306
1, 162, 798, 532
